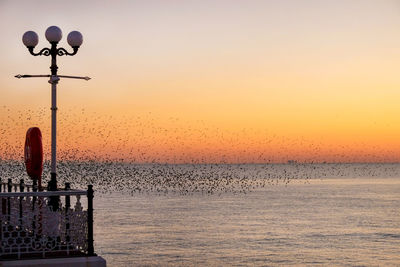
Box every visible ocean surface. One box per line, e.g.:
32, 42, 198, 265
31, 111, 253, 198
88, 164, 400, 266
1, 162, 400, 266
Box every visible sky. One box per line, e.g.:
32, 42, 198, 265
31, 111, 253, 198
1, 0, 400, 163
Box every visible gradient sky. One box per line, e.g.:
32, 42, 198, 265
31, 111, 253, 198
1, 0, 400, 163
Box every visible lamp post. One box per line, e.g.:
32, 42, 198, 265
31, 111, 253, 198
17, 26, 89, 204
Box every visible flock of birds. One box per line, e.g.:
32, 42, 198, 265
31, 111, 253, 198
2, 160, 400, 195
1, 106, 400, 195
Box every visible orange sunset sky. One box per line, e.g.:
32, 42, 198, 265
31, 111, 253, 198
1, 0, 400, 163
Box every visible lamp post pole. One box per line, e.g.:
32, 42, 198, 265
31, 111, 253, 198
50, 74, 59, 191
48, 39, 62, 192
18, 26, 89, 209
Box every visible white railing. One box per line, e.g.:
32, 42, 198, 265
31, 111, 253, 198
0, 179, 95, 260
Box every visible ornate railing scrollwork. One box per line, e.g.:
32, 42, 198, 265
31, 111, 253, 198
0, 181, 94, 260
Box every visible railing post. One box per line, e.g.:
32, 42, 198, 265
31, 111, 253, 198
32, 178, 37, 230
87, 184, 95, 256
1, 192, 5, 214
32, 178, 38, 192
65, 182, 71, 249
19, 179, 24, 220
19, 179, 25, 192
48, 176, 59, 211
7, 179, 11, 218
7, 179, 11, 192
65, 183, 71, 209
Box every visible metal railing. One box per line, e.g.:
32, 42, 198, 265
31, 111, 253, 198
0, 179, 95, 260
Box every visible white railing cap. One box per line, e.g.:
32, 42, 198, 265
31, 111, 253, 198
0, 190, 87, 197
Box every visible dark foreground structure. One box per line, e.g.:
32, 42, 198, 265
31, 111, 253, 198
0, 179, 105, 266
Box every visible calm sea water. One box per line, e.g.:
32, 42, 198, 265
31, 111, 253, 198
91, 165, 400, 266
2, 162, 399, 265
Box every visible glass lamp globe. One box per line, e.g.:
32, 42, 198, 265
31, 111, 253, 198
67, 31, 83, 47
22, 31, 39, 47
45, 26, 62, 43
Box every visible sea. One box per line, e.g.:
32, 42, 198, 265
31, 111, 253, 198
2, 162, 400, 266
91, 163, 400, 266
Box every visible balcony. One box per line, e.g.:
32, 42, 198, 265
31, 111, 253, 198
0, 179, 95, 260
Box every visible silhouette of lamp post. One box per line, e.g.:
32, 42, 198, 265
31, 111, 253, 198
16, 26, 90, 205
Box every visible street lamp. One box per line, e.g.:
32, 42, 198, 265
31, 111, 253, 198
17, 26, 90, 199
